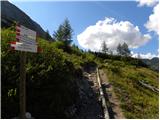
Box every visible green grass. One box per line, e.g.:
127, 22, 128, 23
2, 27, 159, 118
103, 61, 159, 119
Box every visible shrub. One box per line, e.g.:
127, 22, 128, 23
1, 28, 81, 118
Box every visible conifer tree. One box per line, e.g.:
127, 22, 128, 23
101, 41, 108, 54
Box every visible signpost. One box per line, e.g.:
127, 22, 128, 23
19, 51, 26, 119
10, 24, 39, 118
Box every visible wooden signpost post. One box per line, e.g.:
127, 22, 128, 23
10, 24, 38, 118
20, 51, 26, 118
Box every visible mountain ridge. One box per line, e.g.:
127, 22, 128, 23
141, 57, 159, 72
1, 1, 50, 39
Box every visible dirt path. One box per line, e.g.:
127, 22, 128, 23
99, 69, 125, 119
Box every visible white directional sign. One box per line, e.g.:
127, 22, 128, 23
11, 42, 37, 53
16, 25, 37, 46
10, 25, 38, 53
16, 35, 37, 45
16, 25, 36, 39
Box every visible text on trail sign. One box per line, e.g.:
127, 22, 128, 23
11, 42, 38, 53
16, 35, 37, 45
16, 25, 36, 39
10, 25, 38, 53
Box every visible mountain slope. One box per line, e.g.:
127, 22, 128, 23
1, 1, 159, 119
1, 1, 48, 39
100, 59, 159, 119
141, 57, 159, 72
1, 27, 159, 119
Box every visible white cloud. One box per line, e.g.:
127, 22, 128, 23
136, 0, 158, 7
131, 51, 158, 59
77, 17, 151, 52
137, 0, 160, 37
145, 2, 160, 36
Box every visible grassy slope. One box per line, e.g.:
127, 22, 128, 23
102, 60, 159, 118
2, 28, 159, 118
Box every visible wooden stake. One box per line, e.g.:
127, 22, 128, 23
20, 51, 26, 118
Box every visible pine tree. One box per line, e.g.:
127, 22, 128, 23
121, 42, 130, 56
117, 42, 130, 56
53, 18, 73, 52
53, 18, 73, 45
101, 41, 108, 54
117, 43, 122, 55
45, 30, 52, 41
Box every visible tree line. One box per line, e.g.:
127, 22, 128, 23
46, 18, 131, 57
101, 41, 131, 57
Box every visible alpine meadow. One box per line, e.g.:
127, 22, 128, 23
1, 1, 159, 119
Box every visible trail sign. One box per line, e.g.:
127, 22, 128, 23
9, 24, 41, 118
12, 25, 38, 52
16, 25, 36, 39
10, 42, 37, 53
16, 35, 37, 45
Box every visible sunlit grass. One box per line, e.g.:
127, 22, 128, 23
103, 62, 159, 119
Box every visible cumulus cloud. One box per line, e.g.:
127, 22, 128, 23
137, 0, 160, 36
145, 2, 160, 36
136, 0, 158, 7
77, 17, 151, 52
131, 51, 158, 59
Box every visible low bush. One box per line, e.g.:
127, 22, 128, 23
1, 28, 82, 118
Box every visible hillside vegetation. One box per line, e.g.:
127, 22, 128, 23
99, 59, 159, 118
1, 27, 159, 119
1, 27, 96, 118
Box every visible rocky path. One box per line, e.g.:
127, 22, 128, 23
74, 67, 104, 119
68, 67, 125, 119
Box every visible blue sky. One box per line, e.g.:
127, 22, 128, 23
9, 0, 159, 58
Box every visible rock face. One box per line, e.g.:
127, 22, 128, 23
1, 1, 48, 39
